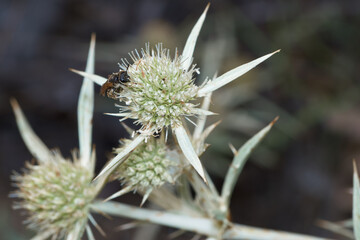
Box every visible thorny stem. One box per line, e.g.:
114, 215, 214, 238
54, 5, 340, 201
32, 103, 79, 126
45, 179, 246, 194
91, 201, 331, 240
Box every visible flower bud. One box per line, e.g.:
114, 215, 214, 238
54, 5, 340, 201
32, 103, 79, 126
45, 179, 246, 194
112, 138, 178, 192
11, 154, 96, 238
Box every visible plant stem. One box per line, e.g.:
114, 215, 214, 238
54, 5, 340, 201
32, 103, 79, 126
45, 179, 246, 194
91, 200, 331, 240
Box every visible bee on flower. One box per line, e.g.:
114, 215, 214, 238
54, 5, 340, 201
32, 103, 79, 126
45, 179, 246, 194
71, 3, 279, 184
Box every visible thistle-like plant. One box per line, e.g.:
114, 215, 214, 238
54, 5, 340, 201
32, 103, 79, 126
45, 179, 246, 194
10, 34, 103, 240
11, 4, 333, 240
71, 4, 279, 183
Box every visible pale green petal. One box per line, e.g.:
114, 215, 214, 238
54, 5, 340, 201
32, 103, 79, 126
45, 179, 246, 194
70, 69, 107, 86
221, 117, 278, 207
181, 3, 209, 70
353, 161, 360, 240
94, 134, 146, 181
198, 50, 280, 96
174, 125, 206, 182
78, 33, 96, 167
10, 99, 53, 164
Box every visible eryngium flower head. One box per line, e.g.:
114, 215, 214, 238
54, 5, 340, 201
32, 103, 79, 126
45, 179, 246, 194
112, 137, 177, 192
11, 152, 96, 239
117, 44, 199, 134
71, 5, 278, 183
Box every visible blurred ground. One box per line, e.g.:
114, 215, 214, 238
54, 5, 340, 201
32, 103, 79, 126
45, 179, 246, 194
1, 0, 360, 239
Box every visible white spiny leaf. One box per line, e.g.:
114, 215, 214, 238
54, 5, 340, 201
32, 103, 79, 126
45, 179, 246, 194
198, 50, 280, 96
70, 69, 107, 86
221, 117, 278, 207
181, 4, 209, 70
104, 112, 130, 117
94, 134, 146, 181
174, 125, 206, 183
78, 33, 95, 167
104, 185, 133, 202
10, 99, 53, 164
192, 108, 217, 116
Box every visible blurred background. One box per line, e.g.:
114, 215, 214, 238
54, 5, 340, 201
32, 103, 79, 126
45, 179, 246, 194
1, 0, 360, 239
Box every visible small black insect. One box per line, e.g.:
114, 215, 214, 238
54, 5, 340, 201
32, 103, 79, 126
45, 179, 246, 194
100, 70, 130, 99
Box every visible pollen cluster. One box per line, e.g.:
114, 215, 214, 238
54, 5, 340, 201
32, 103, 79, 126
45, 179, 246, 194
119, 44, 199, 134
112, 138, 177, 192
11, 155, 95, 238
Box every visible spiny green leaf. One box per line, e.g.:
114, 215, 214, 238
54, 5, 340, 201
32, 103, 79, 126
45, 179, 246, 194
221, 117, 278, 207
